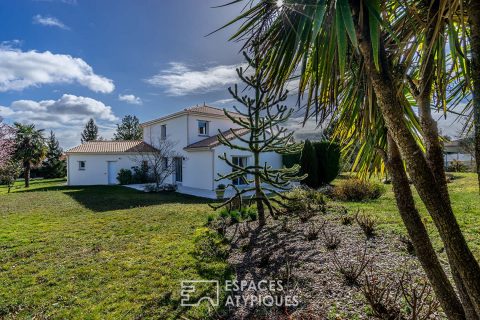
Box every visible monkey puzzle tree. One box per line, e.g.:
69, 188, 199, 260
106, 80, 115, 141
223, 0, 480, 317
215, 52, 304, 226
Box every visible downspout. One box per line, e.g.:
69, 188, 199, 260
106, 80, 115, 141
211, 149, 215, 191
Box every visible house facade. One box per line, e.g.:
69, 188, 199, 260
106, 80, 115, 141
66, 105, 283, 197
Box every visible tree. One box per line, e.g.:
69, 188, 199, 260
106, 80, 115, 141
225, 1, 480, 317
299, 140, 318, 188
0, 160, 21, 193
215, 52, 304, 226
134, 138, 182, 190
459, 134, 476, 163
0, 118, 16, 167
81, 118, 98, 143
41, 131, 66, 178
14, 123, 46, 188
114, 115, 143, 141
313, 141, 341, 185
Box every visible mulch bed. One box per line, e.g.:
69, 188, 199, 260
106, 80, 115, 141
220, 206, 445, 319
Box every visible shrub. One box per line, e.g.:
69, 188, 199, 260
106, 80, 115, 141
323, 229, 341, 250
332, 178, 385, 201
299, 139, 319, 188
304, 221, 324, 241
333, 248, 371, 286
0, 161, 21, 193
240, 206, 258, 221
312, 141, 341, 185
117, 168, 133, 185
340, 214, 354, 225
282, 152, 301, 169
132, 162, 150, 183
285, 187, 325, 211
355, 212, 377, 239
446, 159, 469, 172
193, 228, 228, 261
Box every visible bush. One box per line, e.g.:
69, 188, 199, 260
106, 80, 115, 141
282, 152, 301, 169
132, 162, 151, 183
446, 159, 469, 172
284, 187, 326, 220
117, 168, 133, 185
356, 212, 377, 239
312, 141, 341, 185
0, 161, 21, 193
193, 228, 228, 261
299, 139, 319, 188
332, 178, 385, 201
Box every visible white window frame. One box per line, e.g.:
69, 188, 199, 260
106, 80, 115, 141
78, 161, 86, 171
198, 120, 209, 136
231, 156, 249, 186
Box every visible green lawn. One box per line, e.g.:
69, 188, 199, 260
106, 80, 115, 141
331, 172, 480, 258
0, 174, 478, 319
0, 179, 228, 319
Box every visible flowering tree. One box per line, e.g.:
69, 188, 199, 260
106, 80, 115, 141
0, 118, 16, 167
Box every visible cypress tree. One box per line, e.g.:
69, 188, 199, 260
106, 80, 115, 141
299, 139, 319, 188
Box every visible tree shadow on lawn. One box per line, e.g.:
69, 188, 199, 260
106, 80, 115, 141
16, 185, 216, 212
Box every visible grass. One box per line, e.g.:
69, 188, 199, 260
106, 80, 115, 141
0, 179, 229, 319
330, 172, 480, 258
0, 174, 478, 318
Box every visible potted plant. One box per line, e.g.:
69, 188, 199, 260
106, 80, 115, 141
215, 184, 226, 199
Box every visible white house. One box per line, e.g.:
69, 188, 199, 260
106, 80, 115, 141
66, 105, 284, 198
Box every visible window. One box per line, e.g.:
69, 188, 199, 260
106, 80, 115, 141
162, 157, 168, 169
175, 157, 183, 182
78, 161, 86, 171
198, 120, 209, 136
142, 160, 149, 169
161, 125, 166, 140
232, 156, 248, 186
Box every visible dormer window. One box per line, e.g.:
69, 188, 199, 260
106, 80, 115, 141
198, 120, 209, 136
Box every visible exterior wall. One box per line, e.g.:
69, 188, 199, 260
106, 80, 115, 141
67, 153, 141, 186
142, 115, 188, 156
182, 150, 214, 190
186, 114, 242, 145
212, 135, 283, 190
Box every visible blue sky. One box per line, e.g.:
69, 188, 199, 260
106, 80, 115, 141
0, 0, 465, 148
0, 0, 258, 148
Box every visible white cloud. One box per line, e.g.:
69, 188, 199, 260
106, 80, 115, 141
0, 94, 118, 148
145, 62, 243, 96
33, 15, 70, 30
0, 48, 114, 93
118, 94, 142, 105
211, 98, 236, 105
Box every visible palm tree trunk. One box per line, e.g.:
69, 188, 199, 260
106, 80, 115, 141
469, 0, 480, 193
354, 13, 480, 314
24, 161, 30, 188
384, 134, 465, 320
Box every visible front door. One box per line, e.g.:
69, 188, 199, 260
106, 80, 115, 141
175, 157, 183, 183
107, 161, 117, 184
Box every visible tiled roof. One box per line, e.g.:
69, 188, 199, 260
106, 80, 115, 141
185, 128, 250, 150
66, 140, 157, 153
184, 105, 242, 116
141, 104, 245, 127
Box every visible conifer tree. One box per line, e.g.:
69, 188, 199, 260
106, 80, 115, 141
300, 139, 319, 188
215, 52, 305, 225
41, 131, 66, 178
114, 115, 142, 140
81, 118, 98, 143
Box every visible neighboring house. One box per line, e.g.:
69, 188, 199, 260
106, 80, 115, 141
444, 140, 475, 169
66, 105, 283, 198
